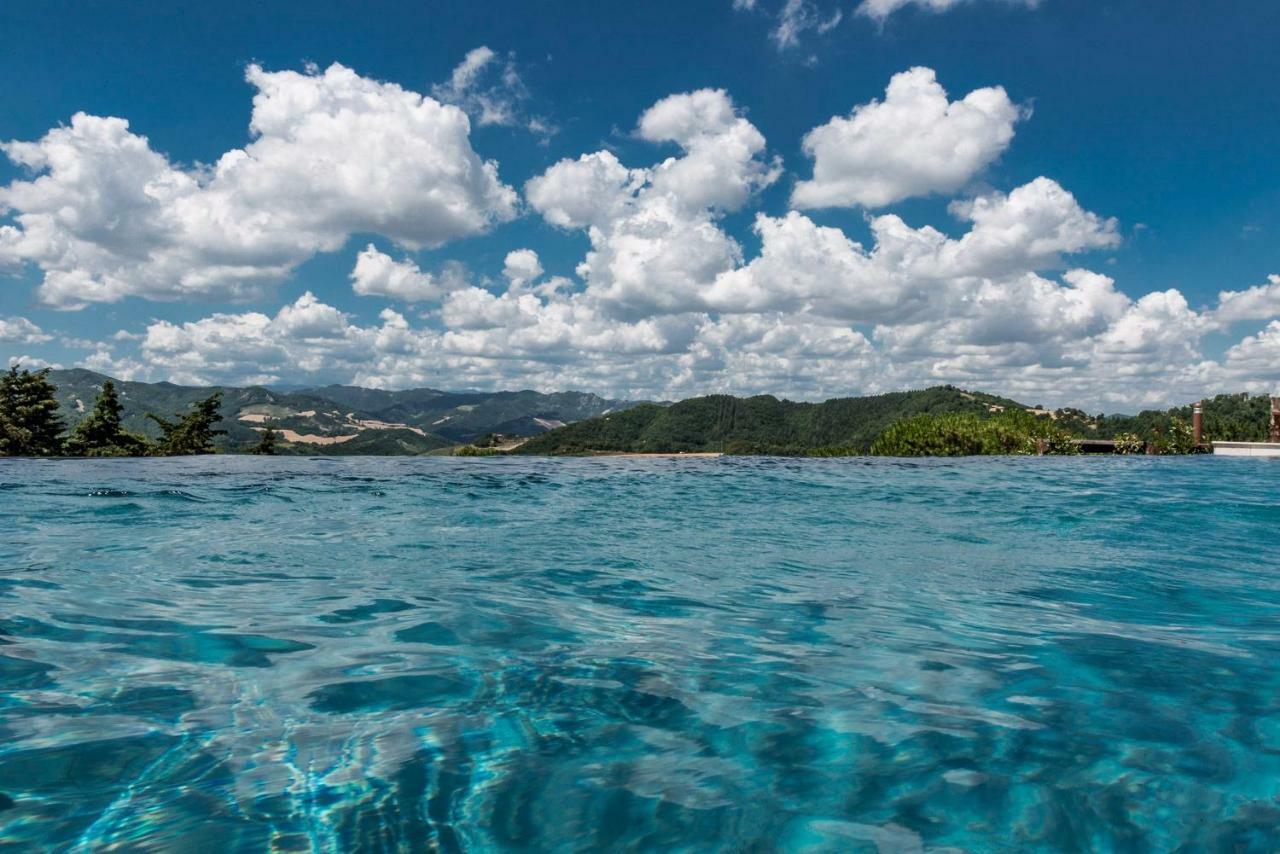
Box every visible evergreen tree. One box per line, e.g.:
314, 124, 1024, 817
0, 365, 65, 456
250, 422, 278, 455
147, 392, 226, 456
66, 380, 147, 456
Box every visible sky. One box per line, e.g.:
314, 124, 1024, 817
0, 0, 1277, 409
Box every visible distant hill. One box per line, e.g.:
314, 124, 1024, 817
47, 369, 637, 455
305, 385, 628, 441
514, 387, 1029, 455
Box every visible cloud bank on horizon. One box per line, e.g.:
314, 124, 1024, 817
0, 45, 1277, 409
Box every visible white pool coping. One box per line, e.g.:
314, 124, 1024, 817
1213, 442, 1280, 457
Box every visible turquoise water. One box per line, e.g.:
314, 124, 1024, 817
1, 456, 1279, 851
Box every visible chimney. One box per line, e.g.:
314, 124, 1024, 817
1192, 402, 1203, 445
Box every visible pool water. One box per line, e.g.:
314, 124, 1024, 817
1, 456, 1279, 851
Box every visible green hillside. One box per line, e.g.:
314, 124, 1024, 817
514, 387, 1029, 455
301, 428, 454, 456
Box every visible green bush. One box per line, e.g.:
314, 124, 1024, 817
454, 444, 499, 456
1151, 417, 1197, 455
871, 410, 1078, 457
1112, 432, 1145, 454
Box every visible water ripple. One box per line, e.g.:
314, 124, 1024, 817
0, 455, 1278, 850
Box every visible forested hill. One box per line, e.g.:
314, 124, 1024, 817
513, 387, 1028, 455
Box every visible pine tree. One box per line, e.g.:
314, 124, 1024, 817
147, 392, 226, 456
66, 380, 147, 456
0, 365, 65, 456
250, 422, 278, 455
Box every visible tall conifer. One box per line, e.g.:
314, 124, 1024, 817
0, 365, 64, 456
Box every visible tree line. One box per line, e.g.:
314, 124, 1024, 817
0, 365, 277, 457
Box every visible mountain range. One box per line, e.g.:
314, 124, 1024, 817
45, 369, 1273, 456
47, 369, 636, 454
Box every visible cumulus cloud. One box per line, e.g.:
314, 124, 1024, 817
100, 251, 1280, 408
857, 0, 1040, 22
793, 67, 1022, 209
527, 88, 777, 319
350, 244, 468, 303
639, 89, 782, 212
0, 316, 51, 344
1213, 274, 1280, 325
16, 67, 1276, 410
0, 62, 516, 309
525, 151, 646, 229
138, 292, 378, 385
106, 164, 1228, 408
708, 177, 1118, 321
502, 249, 544, 292
1221, 322, 1280, 386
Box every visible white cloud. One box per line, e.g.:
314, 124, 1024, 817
0, 62, 516, 309
793, 67, 1022, 209
576, 194, 745, 318
0, 316, 51, 344
139, 291, 379, 385
528, 89, 777, 319
1090, 289, 1208, 363
100, 249, 1280, 408
19, 68, 1274, 410
7, 355, 60, 370
708, 177, 1118, 321
1221, 321, 1280, 387
638, 89, 782, 212
1213, 274, 1280, 325
350, 244, 468, 303
82, 349, 148, 381
104, 167, 1156, 406
431, 46, 553, 137
857, 0, 1039, 23
773, 0, 843, 49
525, 151, 647, 229
502, 249, 544, 292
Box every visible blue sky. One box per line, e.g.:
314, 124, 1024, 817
0, 0, 1277, 407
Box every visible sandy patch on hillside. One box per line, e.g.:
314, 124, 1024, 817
277, 430, 358, 445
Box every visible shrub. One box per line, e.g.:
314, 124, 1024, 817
871, 410, 1078, 457
1112, 432, 1145, 454
1152, 418, 1197, 455
454, 444, 499, 456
